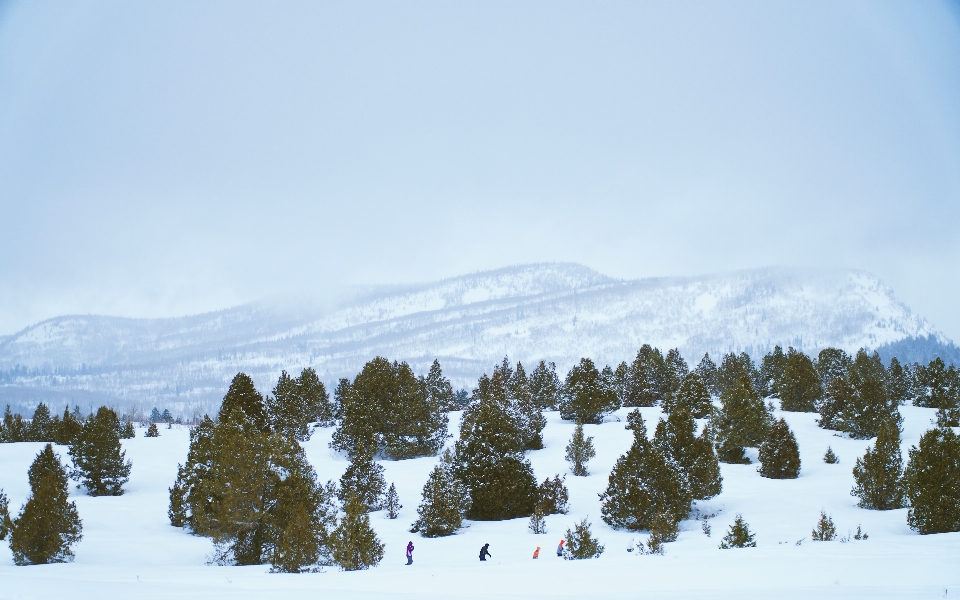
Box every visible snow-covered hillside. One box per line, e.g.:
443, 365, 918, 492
0, 402, 957, 599
0, 264, 949, 415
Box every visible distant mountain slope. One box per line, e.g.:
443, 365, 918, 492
0, 263, 951, 415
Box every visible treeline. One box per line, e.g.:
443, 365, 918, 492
0, 403, 135, 444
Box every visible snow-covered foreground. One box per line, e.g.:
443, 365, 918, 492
1, 404, 957, 599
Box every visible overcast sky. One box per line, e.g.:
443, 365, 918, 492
1, 0, 958, 340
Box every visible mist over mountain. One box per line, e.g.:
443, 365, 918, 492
0, 263, 953, 416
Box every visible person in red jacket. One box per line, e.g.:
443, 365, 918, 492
533, 546, 540, 559
556, 539, 565, 557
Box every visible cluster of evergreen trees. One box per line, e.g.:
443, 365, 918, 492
2, 404, 89, 445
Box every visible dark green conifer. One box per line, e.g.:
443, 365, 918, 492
815, 347, 851, 390
3, 405, 26, 442
0, 488, 11, 540
760, 345, 787, 398
119, 420, 136, 439
562, 517, 604, 559
851, 419, 905, 509
718, 514, 755, 548
714, 353, 761, 398
811, 511, 836, 541
565, 422, 595, 476
268, 469, 337, 572
559, 358, 620, 424
885, 357, 914, 406
54, 406, 83, 445
662, 372, 713, 418
219, 373, 270, 433
268, 369, 311, 441
713, 375, 769, 464
903, 426, 960, 534
425, 359, 458, 412
913, 358, 958, 409
660, 349, 689, 404
9, 444, 83, 564
145, 423, 160, 437
529, 360, 561, 411
693, 353, 718, 396
68, 406, 132, 496
330, 494, 385, 571
653, 407, 722, 499
818, 373, 854, 431
337, 452, 386, 512
823, 446, 839, 464
27, 403, 53, 442
757, 418, 800, 479
778, 349, 822, 412
410, 450, 471, 537
838, 350, 901, 439
384, 483, 400, 519
298, 367, 334, 425
623, 345, 666, 407
535, 474, 569, 515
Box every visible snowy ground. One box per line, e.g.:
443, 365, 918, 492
1, 404, 958, 599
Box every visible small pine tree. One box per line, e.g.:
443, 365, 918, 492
338, 453, 386, 513
565, 422, 596, 476
410, 451, 471, 537
384, 483, 400, 519
68, 406, 132, 496
811, 511, 836, 541
9, 444, 83, 564
718, 514, 755, 549
823, 446, 839, 464
562, 517, 604, 559
330, 494, 385, 571
26, 403, 53, 442
757, 418, 801, 479
0, 488, 11, 540
535, 475, 570, 515
903, 426, 960, 534
119, 421, 136, 439
145, 423, 160, 437
642, 512, 679, 555
528, 507, 547, 534
851, 420, 905, 510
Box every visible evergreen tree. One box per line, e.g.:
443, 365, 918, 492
811, 511, 836, 541
337, 453, 386, 512
268, 370, 311, 441
885, 357, 914, 406
145, 423, 160, 437
903, 426, 960, 534
453, 396, 536, 521
662, 372, 713, 418
535, 475, 570, 515
562, 517, 604, 559
119, 421, 136, 439
713, 375, 770, 464
823, 446, 839, 464
760, 345, 787, 398
565, 422, 596, 476
661, 349, 689, 404
331, 494, 385, 571
718, 514, 755, 548
641, 512, 678, 554
161, 409, 173, 422
410, 450, 471, 537
851, 419, 905, 509
778, 348, 822, 412
68, 406, 132, 496
835, 350, 902, 439
384, 483, 400, 519
26, 403, 53, 442
913, 358, 958, 409
624, 345, 666, 407
815, 347, 851, 390
653, 407, 722, 499
714, 352, 761, 398
529, 360, 561, 411
693, 353, 718, 397
54, 406, 83, 445
0, 488, 11, 540
818, 372, 854, 431
298, 367, 334, 425
268, 469, 337, 572
508, 361, 547, 450
600, 411, 690, 531
2, 405, 26, 442
560, 358, 620, 424
528, 506, 547, 534
425, 359, 458, 412
8, 444, 83, 565
613, 361, 632, 407
150, 408, 162, 422
219, 373, 270, 433
757, 418, 800, 479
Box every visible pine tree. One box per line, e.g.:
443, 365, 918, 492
528, 507, 547, 534
851, 419, 905, 509
565, 422, 596, 476
26, 403, 53, 442
2, 405, 27, 442
562, 517, 604, 559
535, 475, 570, 515
410, 450, 471, 537
338, 453, 386, 512
68, 406, 132, 496
0, 488, 11, 540
9, 444, 83, 564
885, 357, 913, 406
815, 347, 851, 390
268, 369, 311, 441
219, 373, 270, 433
497, 359, 546, 450
600, 411, 691, 531
150, 408, 162, 422
54, 406, 83, 445
818, 372, 854, 431
653, 407, 722, 499
662, 372, 713, 418
778, 349, 822, 412
331, 494, 385, 570
119, 421, 136, 439
384, 483, 400, 519
718, 514, 755, 548
913, 358, 957, 409
839, 350, 901, 439
714, 353, 761, 398
823, 446, 839, 464
693, 353, 718, 397
760, 345, 787, 398
713, 375, 769, 464
559, 358, 620, 424
811, 511, 836, 541
268, 469, 337, 572
298, 367, 334, 425
425, 359, 457, 412
757, 418, 801, 479
624, 345, 667, 407
145, 423, 160, 437
903, 426, 960, 534
660, 349, 689, 404
529, 360, 561, 411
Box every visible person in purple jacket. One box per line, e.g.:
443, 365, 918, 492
406, 541, 414, 565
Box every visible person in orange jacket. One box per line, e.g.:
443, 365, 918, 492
533, 546, 540, 559
556, 539, 565, 557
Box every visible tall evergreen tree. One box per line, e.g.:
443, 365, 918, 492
559, 358, 620, 424
68, 406, 132, 496
384, 483, 400, 519
410, 450, 471, 537
0, 488, 11, 540
508, 361, 546, 450
298, 367, 334, 425
712, 375, 770, 464
840, 350, 901, 439
54, 406, 83, 445
529, 360, 561, 411
662, 372, 713, 418
693, 353, 718, 397
425, 359, 458, 412
535, 475, 570, 515
623, 345, 666, 407
661, 349, 689, 404
653, 407, 722, 499
268, 468, 338, 572
219, 373, 270, 433
815, 347, 851, 390
757, 418, 801, 479
26, 403, 53, 442
8, 444, 83, 565
337, 453, 387, 513
885, 357, 914, 406
851, 419, 905, 510
600, 411, 690, 531
565, 422, 596, 476
3, 405, 27, 443
760, 345, 788, 398
714, 352, 761, 398
778, 348, 822, 412
268, 370, 311, 441
330, 494, 385, 571
903, 426, 960, 534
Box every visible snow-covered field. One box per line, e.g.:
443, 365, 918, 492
1, 403, 957, 599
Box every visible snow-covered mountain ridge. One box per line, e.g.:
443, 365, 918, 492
0, 264, 951, 413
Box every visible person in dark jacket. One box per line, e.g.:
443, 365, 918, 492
556, 539, 565, 557
406, 541, 414, 565
479, 543, 492, 561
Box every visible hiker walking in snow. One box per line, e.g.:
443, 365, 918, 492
479, 543, 492, 561
533, 546, 540, 559
556, 539, 565, 557
406, 541, 414, 565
